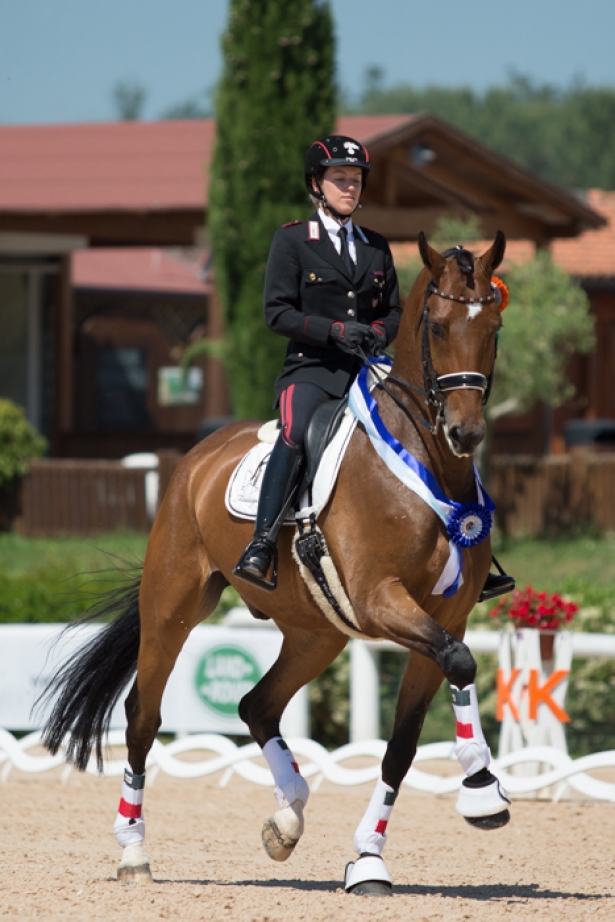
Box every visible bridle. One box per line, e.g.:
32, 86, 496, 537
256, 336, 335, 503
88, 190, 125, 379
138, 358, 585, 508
364, 278, 498, 436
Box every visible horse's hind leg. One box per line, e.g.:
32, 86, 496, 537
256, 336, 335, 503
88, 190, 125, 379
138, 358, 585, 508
238, 626, 347, 862
116, 517, 226, 884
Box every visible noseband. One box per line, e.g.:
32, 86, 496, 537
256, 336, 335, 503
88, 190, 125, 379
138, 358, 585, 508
367, 277, 497, 436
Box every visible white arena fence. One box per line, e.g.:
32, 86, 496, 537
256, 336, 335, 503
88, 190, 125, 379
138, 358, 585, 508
2, 614, 615, 800
3, 729, 615, 802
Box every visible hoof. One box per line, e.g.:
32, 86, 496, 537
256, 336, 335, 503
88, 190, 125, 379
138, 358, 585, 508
262, 799, 304, 862
455, 774, 511, 829
117, 843, 153, 884
349, 880, 392, 897
345, 854, 393, 896
465, 808, 511, 830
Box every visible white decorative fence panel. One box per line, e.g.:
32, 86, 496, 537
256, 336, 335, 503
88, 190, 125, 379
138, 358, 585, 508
2, 730, 615, 802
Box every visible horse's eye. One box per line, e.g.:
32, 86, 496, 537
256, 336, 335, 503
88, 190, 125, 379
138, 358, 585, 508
430, 321, 445, 338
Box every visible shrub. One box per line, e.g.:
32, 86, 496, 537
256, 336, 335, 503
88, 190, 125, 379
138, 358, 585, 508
0, 399, 47, 488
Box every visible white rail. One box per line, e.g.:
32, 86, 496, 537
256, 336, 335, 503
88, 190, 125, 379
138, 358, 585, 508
1, 729, 615, 802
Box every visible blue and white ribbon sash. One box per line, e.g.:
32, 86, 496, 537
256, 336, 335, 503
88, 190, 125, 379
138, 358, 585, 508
348, 362, 495, 598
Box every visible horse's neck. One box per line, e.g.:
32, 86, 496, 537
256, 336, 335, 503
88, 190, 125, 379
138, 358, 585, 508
377, 390, 477, 501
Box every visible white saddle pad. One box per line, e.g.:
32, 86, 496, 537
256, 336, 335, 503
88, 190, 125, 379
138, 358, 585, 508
225, 408, 357, 524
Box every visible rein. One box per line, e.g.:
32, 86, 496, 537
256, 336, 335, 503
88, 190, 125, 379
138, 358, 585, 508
361, 278, 497, 435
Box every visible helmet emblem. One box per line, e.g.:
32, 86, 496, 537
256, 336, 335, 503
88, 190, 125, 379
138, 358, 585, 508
343, 141, 361, 155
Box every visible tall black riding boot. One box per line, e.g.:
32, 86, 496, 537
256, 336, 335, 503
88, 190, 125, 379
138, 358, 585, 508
233, 435, 303, 589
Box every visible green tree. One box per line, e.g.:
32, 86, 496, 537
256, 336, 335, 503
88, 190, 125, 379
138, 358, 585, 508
208, 0, 336, 419
491, 250, 594, 414
161, 87, 213, 119
349, 71, 615, 191
112, 79, 148, 120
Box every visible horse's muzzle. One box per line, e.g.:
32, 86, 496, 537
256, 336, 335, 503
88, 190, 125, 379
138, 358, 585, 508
444, 417, 486, 457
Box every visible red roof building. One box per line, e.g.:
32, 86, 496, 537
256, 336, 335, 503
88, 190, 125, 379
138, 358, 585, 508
0, 115, 607, 459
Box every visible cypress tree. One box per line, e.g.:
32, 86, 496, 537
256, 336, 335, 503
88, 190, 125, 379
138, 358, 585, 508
209, 0, 336, 419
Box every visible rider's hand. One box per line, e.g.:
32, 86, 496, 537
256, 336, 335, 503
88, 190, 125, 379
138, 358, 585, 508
329, 321, 372, 352
365, 323, 387, 355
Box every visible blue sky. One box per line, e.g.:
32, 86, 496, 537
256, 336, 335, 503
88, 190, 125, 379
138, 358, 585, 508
2, 0, 615, 124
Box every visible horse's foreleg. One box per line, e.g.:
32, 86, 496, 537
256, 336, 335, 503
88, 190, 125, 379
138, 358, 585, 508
364, 583, 510, 827
239, 627, 347, 862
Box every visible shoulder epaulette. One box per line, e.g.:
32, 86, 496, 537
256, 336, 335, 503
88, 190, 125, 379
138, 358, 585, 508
281, 220, 303, 229
357, 225, 384, 238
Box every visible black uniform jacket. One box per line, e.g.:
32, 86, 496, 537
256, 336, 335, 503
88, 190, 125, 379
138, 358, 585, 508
265, 211, 402, 402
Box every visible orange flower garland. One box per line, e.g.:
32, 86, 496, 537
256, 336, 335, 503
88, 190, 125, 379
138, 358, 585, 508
491, 276, 509, 312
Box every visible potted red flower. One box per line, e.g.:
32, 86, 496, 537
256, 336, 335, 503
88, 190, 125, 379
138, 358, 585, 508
489, 586, 578, 659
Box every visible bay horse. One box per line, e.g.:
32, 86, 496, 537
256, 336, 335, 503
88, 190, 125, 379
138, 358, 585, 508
41, 232, 511, 895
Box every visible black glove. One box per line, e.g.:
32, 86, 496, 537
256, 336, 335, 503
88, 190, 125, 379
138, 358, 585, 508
329, 321, 372, 353
365, 323, 387, 355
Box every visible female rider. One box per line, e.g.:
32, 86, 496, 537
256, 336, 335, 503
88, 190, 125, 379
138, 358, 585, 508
234, 134, 401, 588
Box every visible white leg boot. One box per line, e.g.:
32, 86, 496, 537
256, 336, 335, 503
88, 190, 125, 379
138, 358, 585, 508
114, 765, 152, 883
451, 684, 511, 828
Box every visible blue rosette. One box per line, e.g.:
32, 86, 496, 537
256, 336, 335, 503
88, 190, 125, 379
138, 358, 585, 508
447, 502, 492, 548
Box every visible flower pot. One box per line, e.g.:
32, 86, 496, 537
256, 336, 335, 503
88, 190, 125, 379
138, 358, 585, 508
539, 630, 556, 662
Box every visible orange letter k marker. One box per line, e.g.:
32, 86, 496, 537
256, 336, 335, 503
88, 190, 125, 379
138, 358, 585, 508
528, 669, 570, 722
496, 668, 521, 721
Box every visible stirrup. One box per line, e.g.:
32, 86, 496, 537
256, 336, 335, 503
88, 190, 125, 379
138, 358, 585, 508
233, 539, 279, 591
478, 555, 515, 604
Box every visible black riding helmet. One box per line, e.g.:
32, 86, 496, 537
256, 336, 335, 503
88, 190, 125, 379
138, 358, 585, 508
304, 135, 371, 201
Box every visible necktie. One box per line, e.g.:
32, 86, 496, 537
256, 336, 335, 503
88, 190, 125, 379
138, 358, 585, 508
338, 226, 355, 278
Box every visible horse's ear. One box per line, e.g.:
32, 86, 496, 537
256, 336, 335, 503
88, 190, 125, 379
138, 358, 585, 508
478, 230, 506, 274
418, 231, 446, 279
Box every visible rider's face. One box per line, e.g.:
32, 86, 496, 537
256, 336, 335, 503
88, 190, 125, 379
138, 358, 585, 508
314, 166, 363, 220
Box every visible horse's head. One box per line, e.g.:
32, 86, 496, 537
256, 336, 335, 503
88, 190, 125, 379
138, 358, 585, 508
402, 230, 506, 457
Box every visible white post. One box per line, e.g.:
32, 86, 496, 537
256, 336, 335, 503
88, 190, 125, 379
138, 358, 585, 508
350, 640, 380, 741
281, 685, 310, 739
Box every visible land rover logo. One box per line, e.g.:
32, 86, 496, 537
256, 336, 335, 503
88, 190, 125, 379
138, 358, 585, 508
194, 645, 261, 716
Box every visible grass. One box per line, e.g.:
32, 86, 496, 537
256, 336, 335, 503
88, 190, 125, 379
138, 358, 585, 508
0, 531, 241, 624
0, 532, 149, 623
489, 530, 615, 592
0, 531, 149, 576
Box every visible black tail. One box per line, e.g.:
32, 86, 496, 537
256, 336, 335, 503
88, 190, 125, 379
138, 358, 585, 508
37, 571, 142, 772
